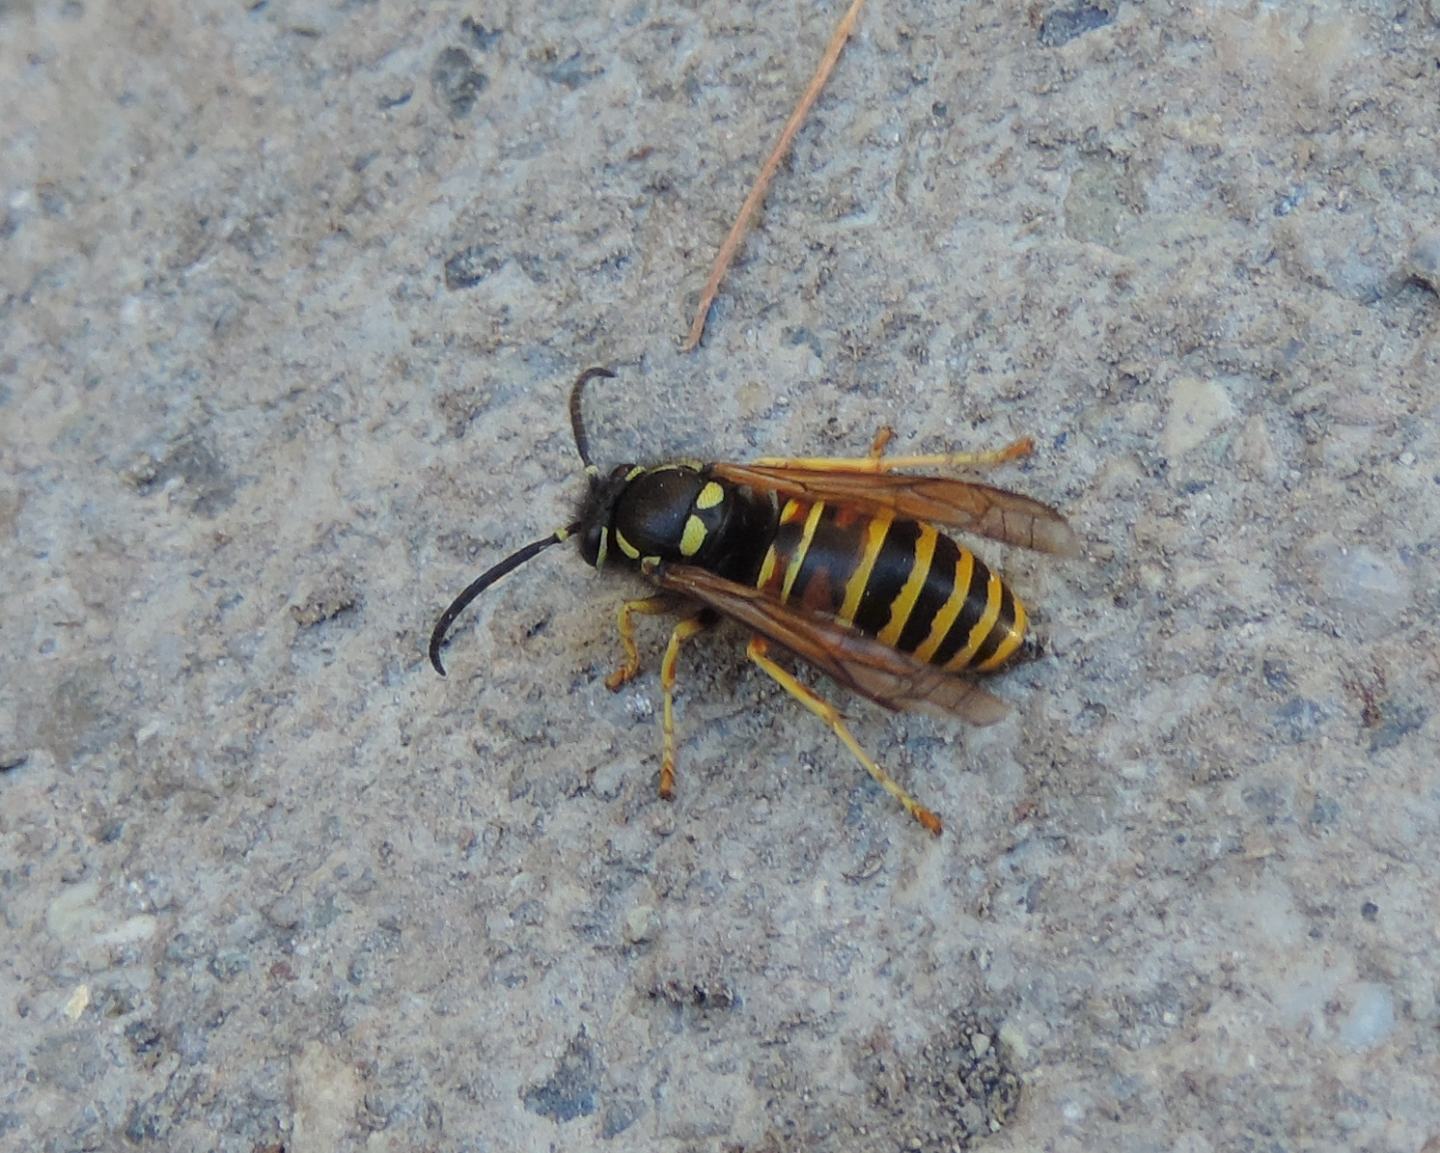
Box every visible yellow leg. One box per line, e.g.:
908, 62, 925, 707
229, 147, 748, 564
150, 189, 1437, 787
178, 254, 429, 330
745, 636, 943, 836
658, 613, 715, 800
605, 596, 674, 691
754, 436, 1033, 474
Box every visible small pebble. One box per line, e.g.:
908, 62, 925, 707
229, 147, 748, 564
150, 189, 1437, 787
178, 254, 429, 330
1339, 983, 1395, 1050
1164, 377, 1235, 459
64, 985, 90, 1021
264, 896, 303, 930
1405, 231, 1440, 294
1307, 539, 1410, 641
998, 1020, 1030, 1062
623, 905, 659, 944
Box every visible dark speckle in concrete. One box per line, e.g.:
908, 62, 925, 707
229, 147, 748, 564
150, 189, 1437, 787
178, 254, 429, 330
1037, 2, 1115, 48
523, 1029, 600, 1123
430, 46, 488, 118
443, 243, 503, 290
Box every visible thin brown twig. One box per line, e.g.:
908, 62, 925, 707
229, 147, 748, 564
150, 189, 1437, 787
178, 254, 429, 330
681, 0, 868, 352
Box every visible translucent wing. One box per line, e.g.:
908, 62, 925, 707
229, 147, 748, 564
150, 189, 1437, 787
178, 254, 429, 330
646, 561, 1011, 726
710, 463, 1080, 557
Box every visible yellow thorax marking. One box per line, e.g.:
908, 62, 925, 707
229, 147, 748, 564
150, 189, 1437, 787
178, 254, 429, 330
615, 529, 641, 560
680, 515, 707, 557
696, 481, 725, 510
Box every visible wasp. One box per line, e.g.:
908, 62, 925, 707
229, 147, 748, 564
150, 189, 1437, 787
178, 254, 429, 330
429, 367, 1079, 835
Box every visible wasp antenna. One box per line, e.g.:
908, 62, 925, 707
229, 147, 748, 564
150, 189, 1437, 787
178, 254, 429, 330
569, 366, 616, 482
429, 523, 581, 676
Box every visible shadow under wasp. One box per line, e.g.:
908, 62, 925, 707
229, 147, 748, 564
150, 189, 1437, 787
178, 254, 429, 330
429, 368, 1079, 835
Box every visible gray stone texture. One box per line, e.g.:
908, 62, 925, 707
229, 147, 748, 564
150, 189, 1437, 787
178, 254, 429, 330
3, 1, 1438, 1150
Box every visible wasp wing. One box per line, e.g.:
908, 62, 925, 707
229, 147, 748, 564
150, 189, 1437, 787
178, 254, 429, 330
710, 463, 1080, 557
647, 561, 1011, 726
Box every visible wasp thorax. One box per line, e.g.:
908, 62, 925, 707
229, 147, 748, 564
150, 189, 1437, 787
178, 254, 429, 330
608, 465, 714, 564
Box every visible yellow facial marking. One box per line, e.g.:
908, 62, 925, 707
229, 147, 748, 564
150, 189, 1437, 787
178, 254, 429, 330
680, 514, 707, 557
615, 529, 641, 560
696, 481, 725, 510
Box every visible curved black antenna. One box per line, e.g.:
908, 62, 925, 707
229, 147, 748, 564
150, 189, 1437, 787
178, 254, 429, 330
569, 366, 615, 482
428, 522, 582, 676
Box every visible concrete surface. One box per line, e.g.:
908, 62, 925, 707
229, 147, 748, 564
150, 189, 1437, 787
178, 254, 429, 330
3, 1, 1438, 1150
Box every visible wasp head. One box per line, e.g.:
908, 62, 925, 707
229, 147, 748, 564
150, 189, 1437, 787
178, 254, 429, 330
577, 463, 635, 569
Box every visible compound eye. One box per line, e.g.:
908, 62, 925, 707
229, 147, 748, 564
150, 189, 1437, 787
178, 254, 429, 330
579, 523, 605, 568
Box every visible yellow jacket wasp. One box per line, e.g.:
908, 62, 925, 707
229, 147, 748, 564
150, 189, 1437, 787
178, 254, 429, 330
429, 367, 1078, 835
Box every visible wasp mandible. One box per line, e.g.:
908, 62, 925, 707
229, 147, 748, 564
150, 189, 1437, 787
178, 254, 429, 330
430, 368, 1079, 835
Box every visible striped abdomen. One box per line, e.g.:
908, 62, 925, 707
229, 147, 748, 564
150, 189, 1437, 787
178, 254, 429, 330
755, 498, 1028, 673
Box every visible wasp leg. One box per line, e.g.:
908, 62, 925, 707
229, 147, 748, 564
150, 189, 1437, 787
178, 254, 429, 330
658, 610, 717, 800
745, 636, 943, 836
754, 437, 1033, 474
606, 596, 675, 691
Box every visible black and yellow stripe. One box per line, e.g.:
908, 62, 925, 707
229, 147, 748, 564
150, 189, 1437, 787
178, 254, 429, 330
757, 498, 1028, 673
